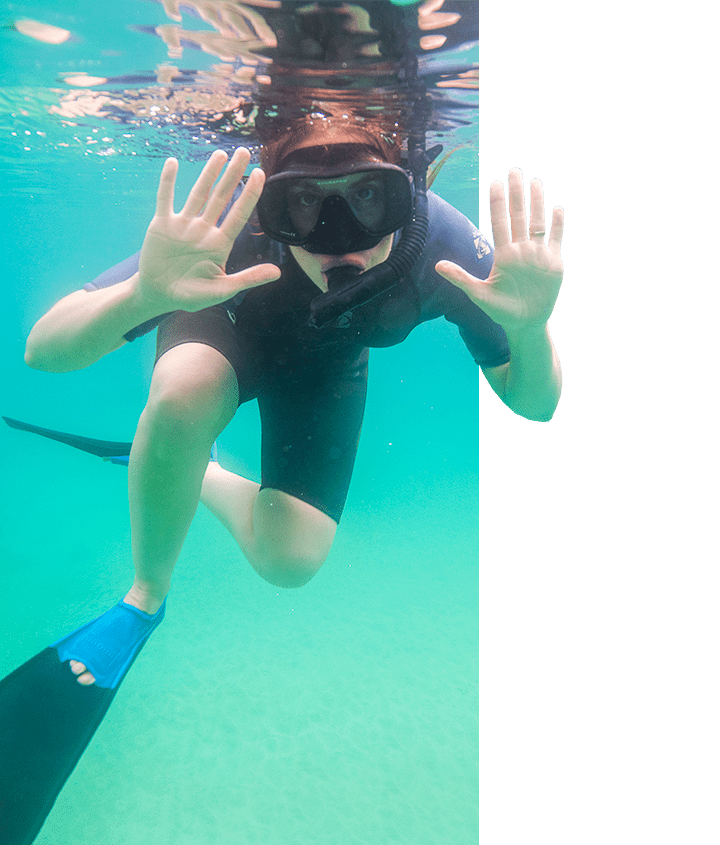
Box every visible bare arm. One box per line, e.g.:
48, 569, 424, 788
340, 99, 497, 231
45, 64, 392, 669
25, 148, 280, 373
481, 324, 561, 422
25, 278, 157, 372
437, 169, 564, 422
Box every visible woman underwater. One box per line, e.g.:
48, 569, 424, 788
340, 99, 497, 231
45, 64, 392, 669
0, 104, 564, 843
20, 115, 564, 688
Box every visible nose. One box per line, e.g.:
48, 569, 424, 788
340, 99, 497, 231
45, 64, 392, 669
303, 196, 383, 256
310, 196, 359, 255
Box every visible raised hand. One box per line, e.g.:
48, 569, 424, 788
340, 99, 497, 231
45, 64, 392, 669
137, 147, 281, 313
436, 169, 564, 333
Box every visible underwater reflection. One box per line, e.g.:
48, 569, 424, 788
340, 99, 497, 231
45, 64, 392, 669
39, 0, 479, 160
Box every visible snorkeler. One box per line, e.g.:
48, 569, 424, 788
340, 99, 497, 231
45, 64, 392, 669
0, 119, 563, 843
22, 128, 564, 676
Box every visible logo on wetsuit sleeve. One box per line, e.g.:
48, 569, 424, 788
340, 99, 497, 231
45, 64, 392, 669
474, 230, 492, 260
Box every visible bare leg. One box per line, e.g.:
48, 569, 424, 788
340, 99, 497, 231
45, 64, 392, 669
200, 465, 337, 588
72, 343, 237, 685
72, 342, 337, 684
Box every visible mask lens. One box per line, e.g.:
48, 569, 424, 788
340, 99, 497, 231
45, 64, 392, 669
258, 166, 412, 249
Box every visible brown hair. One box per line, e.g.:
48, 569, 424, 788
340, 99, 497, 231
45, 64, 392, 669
256, 96, 404, 176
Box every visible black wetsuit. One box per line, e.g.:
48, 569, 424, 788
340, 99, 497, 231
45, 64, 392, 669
86, 192, 510, 522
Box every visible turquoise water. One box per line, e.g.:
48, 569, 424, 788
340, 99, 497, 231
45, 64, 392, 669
1, 5, 480, 843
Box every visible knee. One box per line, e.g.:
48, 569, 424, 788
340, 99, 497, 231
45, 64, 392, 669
252, 548, 327, 589
144, 380, 212, 434
247, 490, 337, 588
142, 354, 236, 448
139, 390, 213, 463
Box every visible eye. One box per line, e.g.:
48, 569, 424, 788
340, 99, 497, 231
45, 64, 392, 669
297, 192, 320, 207
353, 185, 377, 201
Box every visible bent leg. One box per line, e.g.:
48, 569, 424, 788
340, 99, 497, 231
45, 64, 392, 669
200, 464, 337, 588
133, 338, 337, 594
199, 347, 367, 589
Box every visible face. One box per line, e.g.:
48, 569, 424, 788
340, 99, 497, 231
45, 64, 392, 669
290, 235, 394, 292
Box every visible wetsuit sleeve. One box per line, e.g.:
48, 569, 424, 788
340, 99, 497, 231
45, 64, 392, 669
416, 194, 510, 368
82, 251, 171, 342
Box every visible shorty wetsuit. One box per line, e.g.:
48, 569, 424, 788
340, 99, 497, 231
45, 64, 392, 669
86, 192, 510, 522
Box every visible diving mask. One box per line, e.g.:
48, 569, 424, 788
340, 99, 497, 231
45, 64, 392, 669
257, 161, 414, 255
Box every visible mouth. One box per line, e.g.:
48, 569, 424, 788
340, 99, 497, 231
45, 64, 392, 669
321, 255, 366, 273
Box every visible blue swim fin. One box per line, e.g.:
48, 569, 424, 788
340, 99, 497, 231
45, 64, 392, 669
0, 647, 121, 845
52, 599, 166, 689
0, 599, 165, 844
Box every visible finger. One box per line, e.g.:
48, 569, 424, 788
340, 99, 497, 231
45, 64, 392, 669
548, 206, 564, 253
223, 262, 282, 292
435, 260, 482, 294
181, 149, 228, 218
508, 167, 527, 242
528, 178, 546, 241
202, 147, 251, 224
489, 181, 510, 249
221, 166, 266, 241
155, 157, 178, 217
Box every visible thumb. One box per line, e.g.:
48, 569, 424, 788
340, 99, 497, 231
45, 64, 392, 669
435, 260, 485, 300
224, 262, 282, 292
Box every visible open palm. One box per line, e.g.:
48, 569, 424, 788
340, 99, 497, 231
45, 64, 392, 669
138, 148, 280, 314
436, 169, 563, 333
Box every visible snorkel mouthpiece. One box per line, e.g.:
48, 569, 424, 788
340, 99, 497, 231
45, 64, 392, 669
326, 264, 363, 291
308, 188, 431, 329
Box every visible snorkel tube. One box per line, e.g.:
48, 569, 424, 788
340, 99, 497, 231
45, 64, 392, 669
308, 88, 441, 329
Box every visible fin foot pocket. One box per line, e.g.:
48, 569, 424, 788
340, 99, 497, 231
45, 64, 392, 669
52, 599, 166, 690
